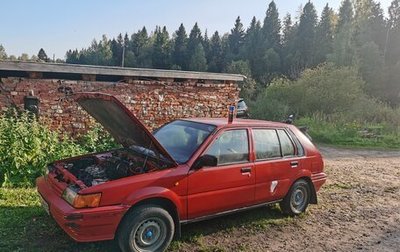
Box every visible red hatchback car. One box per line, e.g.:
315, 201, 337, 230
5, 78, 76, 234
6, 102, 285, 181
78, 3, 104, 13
36, 93, 326, 252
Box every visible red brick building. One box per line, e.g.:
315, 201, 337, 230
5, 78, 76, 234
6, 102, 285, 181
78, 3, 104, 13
0, 61, 243, 134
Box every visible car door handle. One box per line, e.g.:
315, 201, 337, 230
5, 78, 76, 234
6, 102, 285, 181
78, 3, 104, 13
290, 161, 299, 168
241, 167, 252, 173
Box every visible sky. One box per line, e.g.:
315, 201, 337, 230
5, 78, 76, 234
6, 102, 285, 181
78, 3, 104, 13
0, 0, 393, 59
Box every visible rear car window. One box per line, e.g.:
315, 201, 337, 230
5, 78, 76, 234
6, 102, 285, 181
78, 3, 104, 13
277, 129, 295, 157
287, 129, 305, 156
253, 129, 281, 160
205, 130, 249, 165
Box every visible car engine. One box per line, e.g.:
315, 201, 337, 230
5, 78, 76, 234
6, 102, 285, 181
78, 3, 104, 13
63, 150, 157, 187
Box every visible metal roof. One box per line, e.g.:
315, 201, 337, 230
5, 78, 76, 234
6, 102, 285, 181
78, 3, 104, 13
0, 61, 245, 82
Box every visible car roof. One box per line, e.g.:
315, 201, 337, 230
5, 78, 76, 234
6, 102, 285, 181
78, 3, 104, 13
183, 118, 290, 128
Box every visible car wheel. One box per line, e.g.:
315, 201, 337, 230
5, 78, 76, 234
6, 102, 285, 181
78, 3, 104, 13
280, 179, 310, 216
118, 205, 175, 252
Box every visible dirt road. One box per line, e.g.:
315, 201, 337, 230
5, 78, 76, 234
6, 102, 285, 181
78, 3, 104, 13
172, 146, 400, 252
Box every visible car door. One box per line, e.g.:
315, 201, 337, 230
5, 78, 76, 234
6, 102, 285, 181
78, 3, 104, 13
253, 128, 303, 203
187, 128, 255, 219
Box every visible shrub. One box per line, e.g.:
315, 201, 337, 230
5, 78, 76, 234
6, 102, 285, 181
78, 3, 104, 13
0, 110, 84, 187
250, 64, 400, 126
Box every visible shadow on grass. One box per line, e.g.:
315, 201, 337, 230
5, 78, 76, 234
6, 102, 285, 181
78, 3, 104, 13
170, 205, 290, 249
0, 204, 288, 251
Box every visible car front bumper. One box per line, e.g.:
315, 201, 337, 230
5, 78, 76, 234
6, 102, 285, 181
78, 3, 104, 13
36, 176, 129, 242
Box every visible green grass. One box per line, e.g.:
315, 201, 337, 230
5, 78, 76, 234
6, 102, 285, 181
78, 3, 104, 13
0, 188, 294, 252
296, 117, 400, 149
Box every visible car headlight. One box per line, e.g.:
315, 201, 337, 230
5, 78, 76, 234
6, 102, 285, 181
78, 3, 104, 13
62, 187, 101, 208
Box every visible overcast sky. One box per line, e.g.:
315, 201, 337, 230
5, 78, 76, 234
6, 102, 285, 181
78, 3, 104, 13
0, 0, 393, 59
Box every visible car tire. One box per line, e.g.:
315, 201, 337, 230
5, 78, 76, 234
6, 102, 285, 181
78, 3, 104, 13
117, 205, 175, 252
280, 179, 310, 216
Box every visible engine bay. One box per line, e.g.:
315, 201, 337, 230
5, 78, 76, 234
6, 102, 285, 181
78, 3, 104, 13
62, 149, 161, 187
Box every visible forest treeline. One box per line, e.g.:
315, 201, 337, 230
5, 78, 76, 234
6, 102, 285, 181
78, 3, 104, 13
62, 0, 400, 107
1, 0, 400, 108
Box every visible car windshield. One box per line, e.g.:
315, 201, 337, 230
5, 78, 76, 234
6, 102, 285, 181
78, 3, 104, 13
154, 120, 216, 164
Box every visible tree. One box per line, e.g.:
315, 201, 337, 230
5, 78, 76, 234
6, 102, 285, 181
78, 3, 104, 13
187, 23, 204, 69
130, 27, 152, 68
66, 49, 80, 64
172, 23, 188, 69
228, 16, 245, 58
0, 45, 7, 60
296, 2, 318, 68
315, 4, 335, 64
38, 48, 49, 62
152, 26, 171, 69
329, 0, 356, 66
337, 0, 354, 33
258, 0, 282, 83
386, 0, 400, 64
242, 17, 264, 80
207, 31, 223, 72
281, 14, 301, 78
354, 0, 386, 51
110, 35, 123, 66
262, 1, 281, 51
188, 43, 207, 71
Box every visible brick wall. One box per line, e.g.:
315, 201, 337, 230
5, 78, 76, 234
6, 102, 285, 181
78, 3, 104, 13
0, 77, 240, 134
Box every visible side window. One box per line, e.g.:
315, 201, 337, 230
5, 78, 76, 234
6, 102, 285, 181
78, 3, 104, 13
277, 130, 295, 157
287, 130, 305, 156
253, 129, 281, 160
205, 130, 249, 165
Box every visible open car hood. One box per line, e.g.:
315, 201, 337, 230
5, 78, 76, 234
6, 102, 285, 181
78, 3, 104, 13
74, 92, 177, 166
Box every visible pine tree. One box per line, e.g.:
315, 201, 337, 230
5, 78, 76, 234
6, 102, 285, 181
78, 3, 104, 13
354, 0, 386, 51
337, 0, 354, 33
131, 27, 149, 57
296, 2, 318, 68
187, 23, 203, 69
329, 0, 355, 66
131, 27, 152, 67
262, 1, 281, 51
188, 43, 207, 72
152, 26, 171, 69
38, 48, 49, 62
386, 0, 400, 64
281, 14, 301, 78
258, 0, 282, 83
243, 17, 263, 80
110, 34, 123, 66
203, 30, 211, 64
208, 31, 223, 72
172, 23, 188, 69
315, 4, 335, 64
228, 16, 245, 58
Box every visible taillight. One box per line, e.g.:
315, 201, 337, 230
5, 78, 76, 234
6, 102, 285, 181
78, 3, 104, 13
62, 187, 101, 208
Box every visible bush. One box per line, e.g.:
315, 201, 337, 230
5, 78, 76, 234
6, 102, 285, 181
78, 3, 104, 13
250, 64, 400, 126
0, 110, 84, 187
0, 109, 121, 187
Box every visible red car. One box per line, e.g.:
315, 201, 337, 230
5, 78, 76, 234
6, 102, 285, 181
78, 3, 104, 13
36, 93, 326, 252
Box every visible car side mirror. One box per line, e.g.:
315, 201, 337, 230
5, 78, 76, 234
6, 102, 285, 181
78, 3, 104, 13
192, 155, 218, 170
